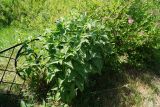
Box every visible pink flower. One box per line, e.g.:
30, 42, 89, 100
128, 17, 134, 24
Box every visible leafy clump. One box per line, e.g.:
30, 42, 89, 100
16, 0, 159, 105
17, 13, 112, 103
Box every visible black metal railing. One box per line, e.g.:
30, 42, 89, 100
0, 43, 25, 95
0, 38, 39, 95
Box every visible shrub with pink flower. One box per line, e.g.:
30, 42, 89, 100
128, 17, 134, 24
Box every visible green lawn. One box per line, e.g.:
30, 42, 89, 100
0, 27, 18, 49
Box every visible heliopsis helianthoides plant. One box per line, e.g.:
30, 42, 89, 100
16, 0, 159, 105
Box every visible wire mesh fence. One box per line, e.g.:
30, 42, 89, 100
0, 43, 25, 96
0, 37, 42, 98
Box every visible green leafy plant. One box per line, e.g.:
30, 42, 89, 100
16, 0, 159, 105
17, 13, 113, 103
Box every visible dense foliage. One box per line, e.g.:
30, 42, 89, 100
0, 0, 14, 26
0, 0, 159, 106
15, 0, 160, 105
0, 0, 88, 29
18, 13, 110, 103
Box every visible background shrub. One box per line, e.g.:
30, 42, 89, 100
0, 0, 14, 26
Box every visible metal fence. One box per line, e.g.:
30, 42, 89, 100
0, 43, 25, 96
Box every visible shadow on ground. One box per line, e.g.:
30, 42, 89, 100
0, 93, 20, 107
72, 49, 160, 107
72, 70, 138, 107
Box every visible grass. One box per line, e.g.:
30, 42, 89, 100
0, 0, 94, 50
72, 65, 160, 107
0, 26, 18, 49
1, 67, 160, 107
